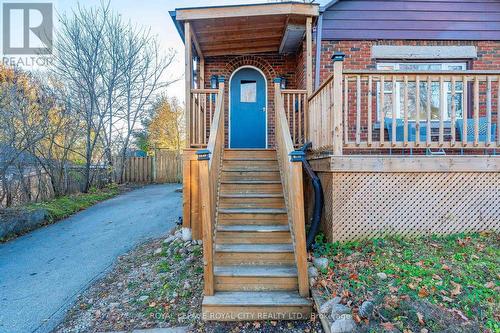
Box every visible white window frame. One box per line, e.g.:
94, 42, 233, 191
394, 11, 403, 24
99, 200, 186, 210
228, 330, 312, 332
376, 62, 467, 121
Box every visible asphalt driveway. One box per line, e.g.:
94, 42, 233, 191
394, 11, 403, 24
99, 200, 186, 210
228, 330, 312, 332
0, 184, 182, 333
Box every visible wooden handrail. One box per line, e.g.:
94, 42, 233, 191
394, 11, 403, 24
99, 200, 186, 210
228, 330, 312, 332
274, 80, 309, 297
198, 81, 225, 296
190, 88, 221, 147
281, 89, 308, 148
308, 67, 500, 152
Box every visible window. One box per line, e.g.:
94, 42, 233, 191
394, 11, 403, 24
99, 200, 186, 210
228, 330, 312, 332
240, 80, 257, 103
376, 62, 466, 121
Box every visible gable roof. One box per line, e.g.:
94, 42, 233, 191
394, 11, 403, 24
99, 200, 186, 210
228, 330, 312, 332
321, 0, 500, 40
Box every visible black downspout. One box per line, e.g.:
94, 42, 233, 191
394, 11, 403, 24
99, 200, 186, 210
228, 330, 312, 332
296, 142, 324, 250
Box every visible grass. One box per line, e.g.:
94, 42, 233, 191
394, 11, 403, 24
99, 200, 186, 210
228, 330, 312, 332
313, 232, 500, 332
27, 183, 120, 222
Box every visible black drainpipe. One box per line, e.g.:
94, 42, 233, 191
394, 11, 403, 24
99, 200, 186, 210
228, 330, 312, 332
295, 142, 324, 250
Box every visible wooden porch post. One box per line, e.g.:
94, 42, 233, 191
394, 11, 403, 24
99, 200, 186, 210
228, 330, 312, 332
185, 21, 192, 147
332, 52, 345, 156
306, 17, 313, 96
197, 149, 214, 296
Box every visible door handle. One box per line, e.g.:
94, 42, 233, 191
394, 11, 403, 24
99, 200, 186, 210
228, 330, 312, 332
262, 107, 266, 113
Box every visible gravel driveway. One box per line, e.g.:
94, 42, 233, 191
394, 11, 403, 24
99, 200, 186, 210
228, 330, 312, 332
0, 184, 182, 333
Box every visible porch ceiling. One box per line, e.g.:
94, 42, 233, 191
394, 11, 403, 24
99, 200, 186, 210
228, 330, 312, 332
172, 2, 319, 57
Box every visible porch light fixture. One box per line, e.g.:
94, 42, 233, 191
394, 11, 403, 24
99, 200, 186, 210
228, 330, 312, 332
280, 77, 287, 90
210, 75, 218, 89
210, 75, 218, 102
332, 52, 345, 62
196, 149, 211, 161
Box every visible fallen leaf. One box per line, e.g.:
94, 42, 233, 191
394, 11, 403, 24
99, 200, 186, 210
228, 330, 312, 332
408, 283, 418, 290
389, 286, 399, 293
349, 273, 359, 281
432, 274, 442, 280
418, 287, 429, 298
381, 322, 396, 330
442, 264, 452, 271
441, 295, 453, 302
148, 302, 156, 307
484, 281, 495, 289
417, 312, 425, 325
450, 308, 469, 322
450, 281, 462, 297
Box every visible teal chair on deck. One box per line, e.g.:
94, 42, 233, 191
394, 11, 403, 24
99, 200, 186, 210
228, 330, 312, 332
456, 117, 497, 155
456, 118, 497, 143
385, 118, 429, 155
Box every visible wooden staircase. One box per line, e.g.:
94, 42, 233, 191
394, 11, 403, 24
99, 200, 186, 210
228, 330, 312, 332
201, 149, 311, 321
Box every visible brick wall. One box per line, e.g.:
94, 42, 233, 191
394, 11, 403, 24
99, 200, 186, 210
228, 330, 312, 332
318, 40, 500, 81
204, 54, 298, 147
314, 40, 499, 154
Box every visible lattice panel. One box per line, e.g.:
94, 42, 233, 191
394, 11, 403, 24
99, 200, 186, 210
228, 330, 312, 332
321, 172, 500, 242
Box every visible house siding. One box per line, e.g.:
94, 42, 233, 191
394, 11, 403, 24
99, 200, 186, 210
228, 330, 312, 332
322, 0, 500, 41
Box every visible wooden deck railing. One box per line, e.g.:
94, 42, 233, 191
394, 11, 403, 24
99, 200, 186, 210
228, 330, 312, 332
281, 89, 308, 147
197, 81, 225, 296
190, 88, 220, 148
274, 79, 309, 297
308, 54, 500, 153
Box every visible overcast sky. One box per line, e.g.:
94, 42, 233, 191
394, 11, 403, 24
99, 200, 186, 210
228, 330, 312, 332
2, 0, 329, 102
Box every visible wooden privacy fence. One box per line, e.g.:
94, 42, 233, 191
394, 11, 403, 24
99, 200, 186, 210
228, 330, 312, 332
308, 55, 500, 153
121, 151, 182, 184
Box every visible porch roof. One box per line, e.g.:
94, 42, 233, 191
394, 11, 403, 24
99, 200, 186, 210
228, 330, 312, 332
170, 2, 319, 57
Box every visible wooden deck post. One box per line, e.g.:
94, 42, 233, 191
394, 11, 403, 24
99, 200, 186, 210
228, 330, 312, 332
197, 149, 214, 296
289, 151, 309, 297
332, 52, 345, 156
185, 21, 192, 148
306, 16, 313, 96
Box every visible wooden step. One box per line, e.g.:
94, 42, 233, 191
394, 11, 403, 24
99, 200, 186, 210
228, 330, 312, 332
224, 149, 276, 159
202, 291, 311, 321
222, 160, 279, 170
220, 182, 283, 194
218, 196, 285, 209
215, 244, 295, 266
220, 180, 281, 184
220, 193, 284, 198
221, 170, 281, 181
218, 213, 288, 226
222, 167, 280, 172
216, 224, 291, 244
218, 208, 287, 214
217, 225, 290, 232
214, 265, 298, 291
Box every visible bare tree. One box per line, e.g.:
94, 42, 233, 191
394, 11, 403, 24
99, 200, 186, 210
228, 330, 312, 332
0, 67, 50, 206
52, 4, 111, 192
115, 25, 176, 180
52, 2, 177, 189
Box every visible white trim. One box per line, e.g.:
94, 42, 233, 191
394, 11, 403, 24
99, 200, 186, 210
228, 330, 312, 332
375, 61, 467, 121
372, 46, 477, 60
228, 65, 268, 149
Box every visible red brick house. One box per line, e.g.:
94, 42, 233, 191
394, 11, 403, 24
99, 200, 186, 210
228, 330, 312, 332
170, 1, 499, 321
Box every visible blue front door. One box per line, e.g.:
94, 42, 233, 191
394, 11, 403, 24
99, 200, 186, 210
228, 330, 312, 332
230, 68, 266, 148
